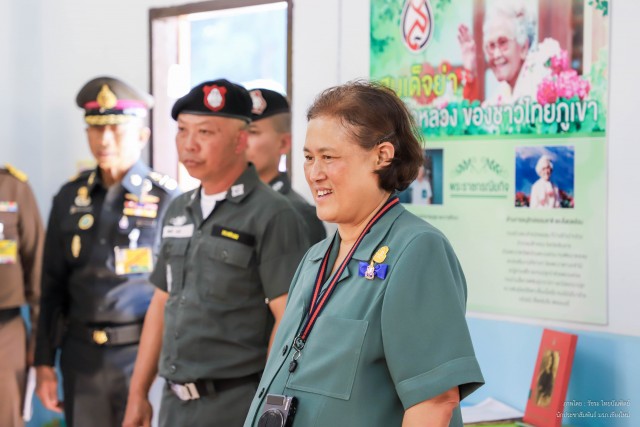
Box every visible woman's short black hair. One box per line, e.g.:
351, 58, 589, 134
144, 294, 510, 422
306, 80, 424, 193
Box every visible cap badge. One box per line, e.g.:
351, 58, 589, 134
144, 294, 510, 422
96, 84, 118, 111
203, 85, 227, 112
250, 90, 267, 115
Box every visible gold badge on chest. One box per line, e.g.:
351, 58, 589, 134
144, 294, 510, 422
78, 214, 94, 230
71, 235, 81, 258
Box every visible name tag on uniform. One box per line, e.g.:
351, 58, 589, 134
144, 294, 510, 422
211, 225, 255, 246
0, 240, 18, 264
114, 246, 154, 275
162, 224, 194, 238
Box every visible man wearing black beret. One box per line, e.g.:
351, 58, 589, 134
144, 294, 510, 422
34, 76, 179, 427
247, 88, 326, 244
123, 79, 310, 427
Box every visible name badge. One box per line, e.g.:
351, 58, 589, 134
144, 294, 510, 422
0, 240, 18, 264
162, 224, 194, 238
114, 246, 154, 275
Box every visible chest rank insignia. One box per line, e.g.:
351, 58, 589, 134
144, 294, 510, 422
78, 214, 94, 230
74, 186, 91, 207
359, 246, 390, 280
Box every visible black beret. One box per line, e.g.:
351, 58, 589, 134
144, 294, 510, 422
171, 79, 252, 122
76, 76, 153, 125
249, 88, 290, 122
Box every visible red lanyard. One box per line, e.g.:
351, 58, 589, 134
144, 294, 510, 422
289, 196, 399, 372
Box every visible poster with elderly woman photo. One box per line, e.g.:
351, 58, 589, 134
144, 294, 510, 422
371, 0, 607, 325
371, 0, 609, 137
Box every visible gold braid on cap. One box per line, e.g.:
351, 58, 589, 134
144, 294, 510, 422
96, 84, 118, 110
85, 115, 133, 125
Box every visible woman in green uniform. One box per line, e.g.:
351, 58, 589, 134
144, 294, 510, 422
243, 81, 484, 427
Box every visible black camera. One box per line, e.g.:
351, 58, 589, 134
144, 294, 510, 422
257, 394, 297, 427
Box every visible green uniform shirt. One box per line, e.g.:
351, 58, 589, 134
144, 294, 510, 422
244, 202, 484, 427
151, 165, 310, 382
268, 172, 326, 245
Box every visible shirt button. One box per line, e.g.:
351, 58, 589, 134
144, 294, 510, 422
282, 345, 288, 356
174, 331, 179, 338
170, 364, 177, 373
99, 238, 107, 245
197, 230, 203, 236
221, 250, 228, 259
180, 295, 186, 305
258, 387, 265, 398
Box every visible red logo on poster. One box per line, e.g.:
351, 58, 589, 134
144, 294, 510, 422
203, 85, 227, 111
401, 0, 433, 53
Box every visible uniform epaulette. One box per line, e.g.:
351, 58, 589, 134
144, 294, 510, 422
148, 171, 178, 192
5, 163, 28, 182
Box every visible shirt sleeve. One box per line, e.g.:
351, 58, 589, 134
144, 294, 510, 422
381, 231, 484, 410
17, 181, 45, 355
34, 194, 70, 366
258, 207, 311, 300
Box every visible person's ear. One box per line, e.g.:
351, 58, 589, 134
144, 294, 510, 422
375, 141, 395, 170
235, 127, 249, 154
138, 126, 151, 150
278, 133, 292, 156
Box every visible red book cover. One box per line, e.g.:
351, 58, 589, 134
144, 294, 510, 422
523, 329, 578, 427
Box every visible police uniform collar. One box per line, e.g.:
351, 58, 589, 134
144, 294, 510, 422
225, 164, 260, 204
269, 172, 292, 195
306, 200, 404, 262
121, 161, 152, 197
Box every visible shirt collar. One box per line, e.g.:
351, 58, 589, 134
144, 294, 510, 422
307, 201, 405, 262
121, 161, 152, 197
269, 172, 292, 195
186, 163, 260, 212
86, 160, 150, 197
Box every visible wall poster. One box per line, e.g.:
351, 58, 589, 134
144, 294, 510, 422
371, 0, 610, 324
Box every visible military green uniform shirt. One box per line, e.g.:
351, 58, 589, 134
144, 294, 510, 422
269, 172, 326, 245
244, 202, 484, 427
151, 165, 310, 383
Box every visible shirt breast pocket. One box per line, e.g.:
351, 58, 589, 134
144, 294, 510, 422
285, 316, 368, 400
199, 236, 255, 302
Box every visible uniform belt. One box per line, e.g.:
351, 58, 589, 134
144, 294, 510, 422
67, 321, 143, 346
0, 307, 21, 323
167, 372, 262, 401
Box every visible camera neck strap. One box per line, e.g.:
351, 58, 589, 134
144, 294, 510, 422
289, 196, 399, 372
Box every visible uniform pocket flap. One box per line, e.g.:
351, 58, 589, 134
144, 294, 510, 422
286, 316, 368, 400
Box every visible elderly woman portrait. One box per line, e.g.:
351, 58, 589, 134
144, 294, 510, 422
242, 81, 484, 427
530, 155, 561, 208
458, 0, 560, 104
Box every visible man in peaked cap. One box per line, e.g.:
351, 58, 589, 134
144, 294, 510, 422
246, 88, 326, 245
123, 79, 310, 427
34, 76, 179, 427
0, 164, 44, 427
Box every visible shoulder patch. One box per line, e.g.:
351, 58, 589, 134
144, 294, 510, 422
5, 164, 28, 182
